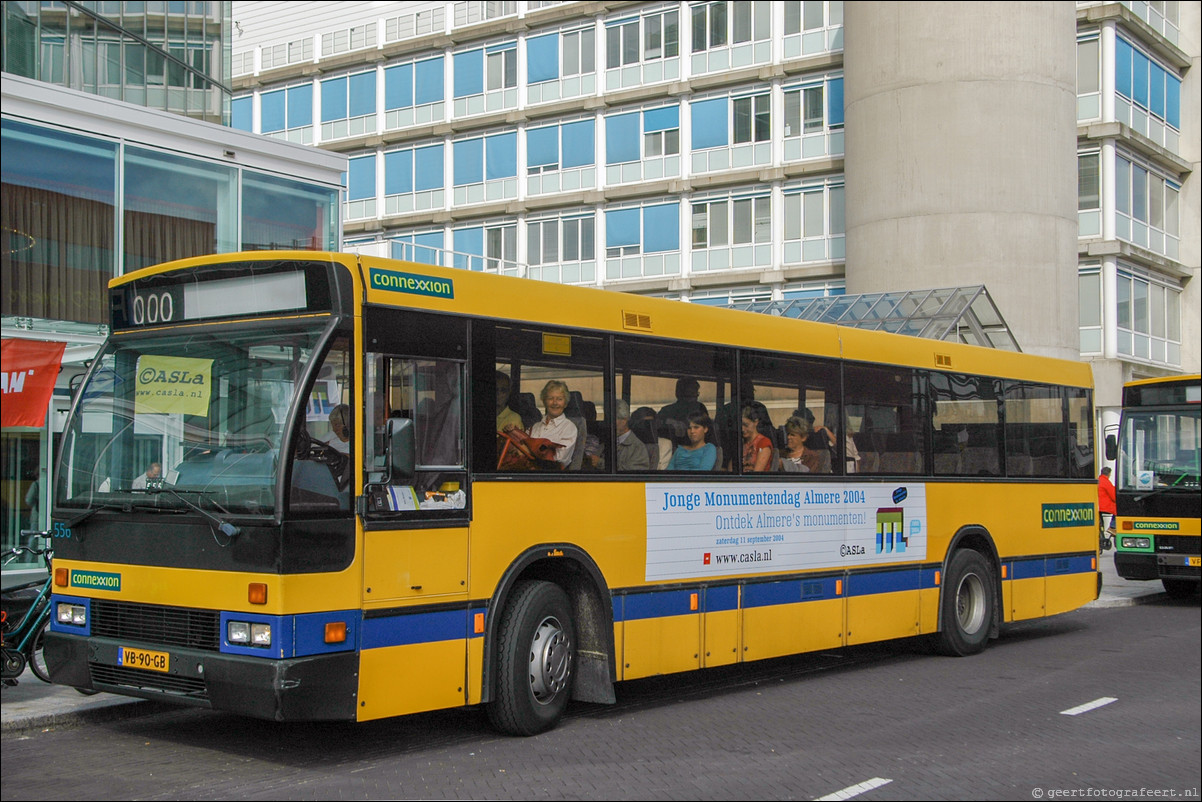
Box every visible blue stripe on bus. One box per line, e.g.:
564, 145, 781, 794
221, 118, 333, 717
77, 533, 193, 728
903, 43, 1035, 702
705, 585, 739, 612
361, 608, 470, 649
294, 610, 361, 656
743, 580, 803, 608
1011, 558, 1047, 580
846, 568, 923, 597
621, 589, 695, 621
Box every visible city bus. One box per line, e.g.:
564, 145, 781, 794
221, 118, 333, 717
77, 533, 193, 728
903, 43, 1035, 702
1106, 375, 1201, 598
45, 251, 1100, 735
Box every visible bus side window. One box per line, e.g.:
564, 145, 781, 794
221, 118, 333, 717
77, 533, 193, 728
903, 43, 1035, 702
364, 354, 467, 515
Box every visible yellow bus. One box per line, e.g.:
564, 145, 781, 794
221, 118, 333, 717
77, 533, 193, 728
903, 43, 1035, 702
1106, 375, 1201, 598
46, 251, 1100, 734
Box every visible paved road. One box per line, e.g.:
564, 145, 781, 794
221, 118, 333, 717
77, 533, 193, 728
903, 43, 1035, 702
2, 591, 1198, 801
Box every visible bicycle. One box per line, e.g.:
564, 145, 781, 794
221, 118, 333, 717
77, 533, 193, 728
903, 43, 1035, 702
1, 534, 54, 686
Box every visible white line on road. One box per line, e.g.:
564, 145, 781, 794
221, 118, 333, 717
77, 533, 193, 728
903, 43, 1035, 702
815, 777, 893, 800
1060, 696, 1118, 716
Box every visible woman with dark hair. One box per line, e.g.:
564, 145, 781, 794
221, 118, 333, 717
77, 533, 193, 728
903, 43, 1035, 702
741, 402, 775, 472
667, 410, 717, 471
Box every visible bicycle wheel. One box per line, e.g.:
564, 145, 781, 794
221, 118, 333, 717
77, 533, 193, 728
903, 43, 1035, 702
29, 622, 52, 683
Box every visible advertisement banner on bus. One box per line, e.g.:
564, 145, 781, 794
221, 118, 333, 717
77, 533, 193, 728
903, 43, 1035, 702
645, 483, 928, 581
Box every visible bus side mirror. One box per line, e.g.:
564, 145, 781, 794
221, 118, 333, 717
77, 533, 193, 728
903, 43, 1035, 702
1105, 434, 1117, 461
386, 418, 416, 482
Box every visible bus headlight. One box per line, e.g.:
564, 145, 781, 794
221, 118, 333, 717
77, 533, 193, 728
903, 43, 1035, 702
227, 620, 272, 647
250, 623, 272, 647
227, 621, 250, 644
56, 603, 86, 626
1120, 537, 1151, 549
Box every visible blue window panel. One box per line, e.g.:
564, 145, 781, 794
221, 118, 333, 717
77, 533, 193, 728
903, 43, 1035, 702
606, 112, 640, 165
527, 33, 559, 83
454, 49, 484, 98
485, 132, 517, 180
385, 63, 413, 110
286, 84, 311, 129
454, 138, 484, 185
1132, 49, 1149, 107
349, 71, 376, 118
414, 143, 444, 191
384, 149, 413, 195
1115, 38, 1132, 99
415, 56, 444, 105
562, 119, 595, 168
261, 89, 286, 132
231, 96, 252, 131
348, 155, 375, 201
453, 226, 484, 269
1166, 75, 1180, 128
1149, 62, 1165, 119
527, 125, 559, 167
321, 76, 347, 122
413, 232, 443, 265
643, 203, 679, 253
606, 208, 640, 247
829, 77, 844, 126
643, 105, 678, 133
487, 41, 516, 54
691, 98, 728, 149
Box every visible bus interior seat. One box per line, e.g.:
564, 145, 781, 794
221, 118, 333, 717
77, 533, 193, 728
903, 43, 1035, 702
514, 392, 541, 429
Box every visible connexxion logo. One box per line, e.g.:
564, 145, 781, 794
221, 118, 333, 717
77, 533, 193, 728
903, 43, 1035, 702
1041, 503, 1095, 528
370, 268, 454, 299
70, 570, 121, 591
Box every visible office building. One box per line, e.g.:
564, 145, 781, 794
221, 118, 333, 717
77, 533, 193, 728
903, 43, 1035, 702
1, 2, 345, 564
227, 1, 1199, 448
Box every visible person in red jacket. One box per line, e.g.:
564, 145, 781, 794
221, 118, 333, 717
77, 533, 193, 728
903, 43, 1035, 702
1098, 466, 1117, 534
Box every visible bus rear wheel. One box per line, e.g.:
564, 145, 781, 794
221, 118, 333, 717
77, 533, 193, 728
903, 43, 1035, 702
487, 580, 575, 736
937, 549, 994, 656
1162, 578, 1198, 600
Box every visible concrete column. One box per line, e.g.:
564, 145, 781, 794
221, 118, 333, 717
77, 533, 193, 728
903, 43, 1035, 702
843, 2, 1079, 359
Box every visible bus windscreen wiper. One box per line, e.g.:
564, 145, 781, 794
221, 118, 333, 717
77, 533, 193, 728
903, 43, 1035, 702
148, 487, 241, 538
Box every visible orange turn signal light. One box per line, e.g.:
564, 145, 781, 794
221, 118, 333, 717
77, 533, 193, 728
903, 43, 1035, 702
248, 582, 268, 605
54, 567, 69, 587
324, 622, 347, 644
473, 612, 485, 634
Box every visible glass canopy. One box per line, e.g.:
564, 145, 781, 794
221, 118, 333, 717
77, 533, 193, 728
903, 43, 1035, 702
730, 286, 1022, 352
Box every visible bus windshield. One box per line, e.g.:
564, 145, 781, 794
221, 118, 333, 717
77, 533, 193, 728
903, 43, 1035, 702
56, 322, 327, 517
1115, 408, 1202, 493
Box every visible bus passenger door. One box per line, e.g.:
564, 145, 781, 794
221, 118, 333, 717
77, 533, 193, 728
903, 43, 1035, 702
357, 349, 471, 720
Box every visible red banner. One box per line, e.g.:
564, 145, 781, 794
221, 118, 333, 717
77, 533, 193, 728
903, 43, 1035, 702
1, 339, 66, 428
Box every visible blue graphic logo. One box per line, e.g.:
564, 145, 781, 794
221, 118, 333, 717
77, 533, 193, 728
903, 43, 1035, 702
892, 487, 908, 504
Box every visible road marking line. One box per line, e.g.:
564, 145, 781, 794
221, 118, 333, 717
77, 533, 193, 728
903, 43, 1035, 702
815, 777, 893, 800
1060, 696, 1118, 716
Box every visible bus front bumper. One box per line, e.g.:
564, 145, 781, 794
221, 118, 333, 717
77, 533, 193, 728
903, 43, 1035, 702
45, 632, 358, 721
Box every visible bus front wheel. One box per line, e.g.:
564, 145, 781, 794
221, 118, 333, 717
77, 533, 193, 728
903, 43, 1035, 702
937, 549, 994, 657
487, 580, 575, 736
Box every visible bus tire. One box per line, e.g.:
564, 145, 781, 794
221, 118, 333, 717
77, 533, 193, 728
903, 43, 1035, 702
487, 580, 575, 736
1161, 579, 1198, 600
937, 549, 994, 657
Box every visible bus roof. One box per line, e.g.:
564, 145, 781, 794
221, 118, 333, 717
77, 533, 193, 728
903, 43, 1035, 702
115, 251, 1093, 389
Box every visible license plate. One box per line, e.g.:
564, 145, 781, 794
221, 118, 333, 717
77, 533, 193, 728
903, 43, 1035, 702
1189, 556, 1201, 567
119, 646, 170, 673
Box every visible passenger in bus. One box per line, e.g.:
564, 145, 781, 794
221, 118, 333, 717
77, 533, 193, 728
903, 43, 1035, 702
321, 404, 351, 454
131, 462, 162, 489
629, 405, 673, 470
798, 407, 836, 473
495, 371, 523, 432
504, 380, 578, 468
613, 400, 651, 472
667, 411, 717, 471
656, 378, 707, 447
780, 417, 814, 473
741, 402, 775, 472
